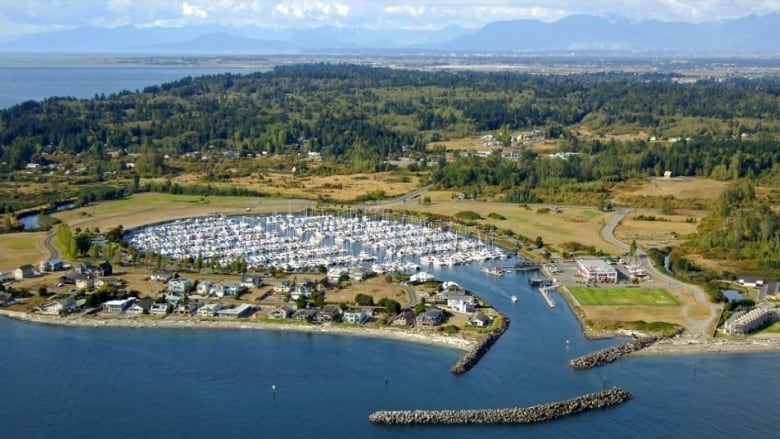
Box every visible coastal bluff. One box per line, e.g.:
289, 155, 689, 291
368, 387, 632, 425
569, 336, 661, 370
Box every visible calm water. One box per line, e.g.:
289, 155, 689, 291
2, 264, 779, 438
0, 55, 262, 109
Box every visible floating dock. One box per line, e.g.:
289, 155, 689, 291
538, 285, 556, 308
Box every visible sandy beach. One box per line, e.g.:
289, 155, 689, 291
0, 310, 476, 351
631, 333, 780, 356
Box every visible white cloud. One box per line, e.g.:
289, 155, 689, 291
385, 5, 427, 17
273, 1, 350, 20
181, 2, 208, 18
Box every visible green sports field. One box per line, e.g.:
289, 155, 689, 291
569, 286, 681, 306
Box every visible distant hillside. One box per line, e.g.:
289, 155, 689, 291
1, 14, 779, 54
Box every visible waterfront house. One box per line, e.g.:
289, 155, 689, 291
37, 296, 77, 316
0, 292, 15, 307
126, 298, 153, 315
102, 297, 136, 313
315, 304, 342, 323
292, 308, 317, 321
468, 312, 492, 328
167, 278, 192, 294
175, 303, 198, 316
410, 271, 435, 284
39, 258, 63, 272
240, 274, 263, 288
197, 303, 223, 317
13, 264, 36, 281
447, 294, 476, 313
416, 307, 445, 327
151, 271, 172, 282
216, 304, 256, 318
342, 308, 369, 325
390, 310, 416, 327
269, 306, 294, 319
149, 302, 172, 315
723, 307, 780, 335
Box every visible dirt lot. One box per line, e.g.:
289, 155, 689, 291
324, 277, 410, 306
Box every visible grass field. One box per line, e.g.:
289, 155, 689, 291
0, 232, 48, 272
403, 193, 623, 254
569, 286, 681, 306
757, 322, 780, 334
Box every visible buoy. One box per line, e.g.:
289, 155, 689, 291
272, 384, 277, 394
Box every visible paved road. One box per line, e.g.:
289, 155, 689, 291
400, 284, 419, 309
362, 185, 432, 211
601, 208, 722, 336
43, 230, 61, 260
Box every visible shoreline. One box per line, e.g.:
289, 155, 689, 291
0, 309, 475, 352
630, 333, 780, 357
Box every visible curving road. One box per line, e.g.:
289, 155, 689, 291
601, 209, 722, 336
362, 185, 432, 211
43, 230, 61, 261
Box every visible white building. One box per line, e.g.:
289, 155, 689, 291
575, 258, 618, 284
197, 303, 223, 317
447, 294, 476, 313
342, 309, 369, 324
102, 297, 136, 313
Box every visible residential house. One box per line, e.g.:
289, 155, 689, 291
447, 294, 476, 313
468, 312, 492, 328
174, 303, 198, 316
37, 296, 77, 316
209, 283, 225, 297
274, 280, 292, 294
74, 274, 95, 291
196, 280, 212, 295
150, 271, 172, 282
409, 271, 435, 283
167, 278, 192, 294
416, 307, 445, 327
327, 267, 348, 283
39, 258, 63, 272
315, 304, 342, 323
149, 302, 172, 315
349, 268, 368, 282
390, 310, 415, 327
102, 297, 136, 313
126, 298, 153, 315
73, 263, 93, 275
290, 284, 313, 301
219, 282, 241, 297
216, 304, 256, 318
97, 261, 113, 276
240, 274, 263, 289
0, 292, 15, 307
291, 308, 317, 321
197, 303, 223, 317
95, 277, 123, 289
342, 308, 369, 325
269, 306, 294, 319
13, 264, 36, 281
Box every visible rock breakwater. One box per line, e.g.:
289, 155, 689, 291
368, 387, 632, 425
450, 315, 510, 375
569, 336, 661, 370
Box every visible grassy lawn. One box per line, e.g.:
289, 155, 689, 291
0, 232, 48, 272
757, 322, 780, 334
569, 286, 681, 306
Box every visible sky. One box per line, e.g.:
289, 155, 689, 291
0, 0, 779, 38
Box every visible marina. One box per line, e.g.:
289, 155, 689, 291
127, 213, 512, 273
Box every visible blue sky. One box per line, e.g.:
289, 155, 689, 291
1, 0, 779, 38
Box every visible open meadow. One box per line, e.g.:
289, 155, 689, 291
402, 192, 623, 254
611, 177, 727, 209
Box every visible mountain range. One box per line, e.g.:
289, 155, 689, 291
1, 14, 778, 54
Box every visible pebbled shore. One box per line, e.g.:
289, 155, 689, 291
0, 310, 476, 352
368, 387, 632, 425
569, 336, 662, 370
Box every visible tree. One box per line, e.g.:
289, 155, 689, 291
629, 239, 637, 257
413, 302, 427, 315
74, 233, 92, 256
378, 298, 401, 315
355, 293, 374, 306
535, 236, 544, 249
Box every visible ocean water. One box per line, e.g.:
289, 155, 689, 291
2, 264, 779, 438
0, 54, 262, 109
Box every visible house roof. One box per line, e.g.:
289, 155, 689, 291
761, 281, 780, 296
447, 294, 472, 302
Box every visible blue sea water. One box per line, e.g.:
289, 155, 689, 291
0, 54, 262, 109
2, 264, 779, 438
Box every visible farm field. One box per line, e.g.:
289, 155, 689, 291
569, 286, 681, 306
0, 231, 49, 273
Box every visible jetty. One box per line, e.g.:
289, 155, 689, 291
450, 314, 510, 375
569, 336, 662, 370
368, 387, 632, 425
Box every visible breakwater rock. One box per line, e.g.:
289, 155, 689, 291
368, 387, 632, 425
569, 336, 661, 370
450, 315, 510, 375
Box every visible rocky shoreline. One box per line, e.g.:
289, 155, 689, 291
0, 310, 476, 352
368, 387, 632, 425
569, 336, 662, 370
450, 315, 510, 375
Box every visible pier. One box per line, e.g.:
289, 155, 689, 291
538, 285, 557, 308
368, 387, 632, 425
